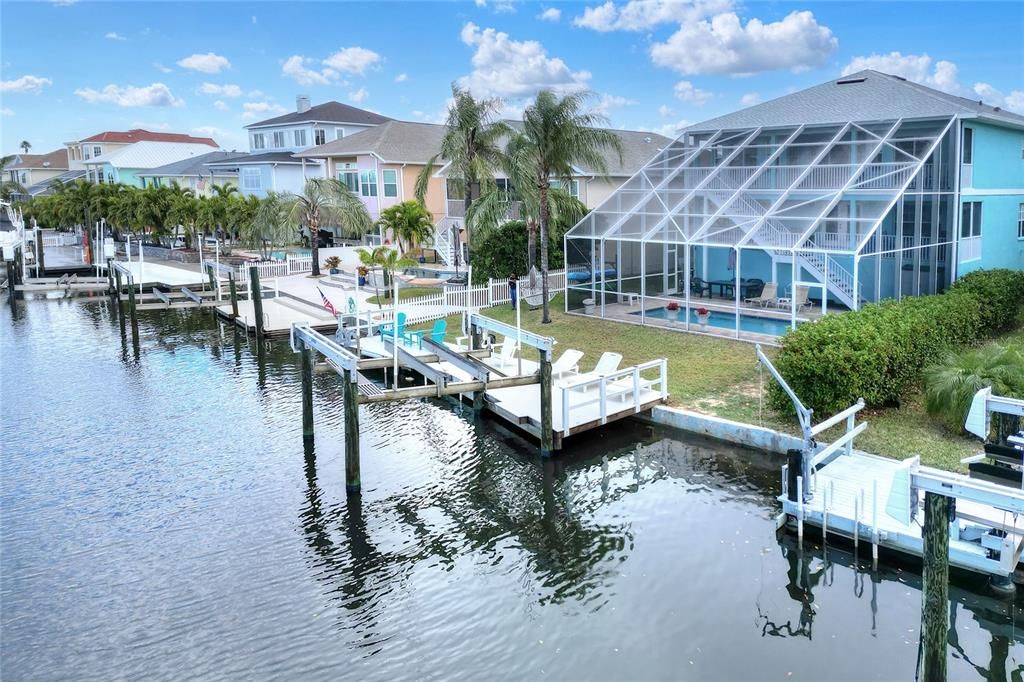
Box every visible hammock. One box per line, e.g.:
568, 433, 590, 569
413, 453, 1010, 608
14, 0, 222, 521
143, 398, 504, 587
520, 266, 556, 309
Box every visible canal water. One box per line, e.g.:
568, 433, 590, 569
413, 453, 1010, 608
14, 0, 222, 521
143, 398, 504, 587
2, 296, 1022, 680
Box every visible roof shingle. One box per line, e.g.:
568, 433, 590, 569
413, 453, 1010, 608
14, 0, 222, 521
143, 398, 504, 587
244, 101, 391, 129
79, 128, 219, 147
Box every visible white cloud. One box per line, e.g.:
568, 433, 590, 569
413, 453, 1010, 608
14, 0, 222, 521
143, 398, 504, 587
646, 118, 691, 138
494, 2, 517, 13
841, 52, 958, 92
153, 63, 172, 74
740, 92, 761, 106
574, 0, 731, 32
348, 87, 369, 104
973, 82, 1024, 114
74, 82, 184, 107
176, 52, 231, 74
651, 11, 837, 75
199, 82, 243, 97
104, 32, 126, 41
0, 75, 53, 94
0, 108, 13, 117
323, 47, 382, 76
458, 22, 592, 98
538, 7, 561, 21
213, 100, 229, 111
192, 125, 224, 137
475, 0, 486, 6
673, 80, 712, 105
281, 55, 337, 86
50, 0, 78, 6
593, 93, 637, 116
657, 104, 674, 118
241, 101, 287, 121
394, 73, 408, 83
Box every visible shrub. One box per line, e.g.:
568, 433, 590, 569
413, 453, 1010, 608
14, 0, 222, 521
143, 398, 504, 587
949, 269, 1024, 335
470, 220, 570, 282
924, 340, 1024, 431
770, 289, 984, 415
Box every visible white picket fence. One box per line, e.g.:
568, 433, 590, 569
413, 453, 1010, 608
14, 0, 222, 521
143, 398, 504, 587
234, 254, 313, 280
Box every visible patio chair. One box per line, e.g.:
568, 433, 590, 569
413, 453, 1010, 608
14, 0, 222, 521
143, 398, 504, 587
793, 285, 813, 311
745, 282, 778, 307
563, 351, 624, 391
551, 349, 584, 379
690, 277, 711, 298
489, 336, 520, 371
379, 311, 407, 344
404, 319, 447, 350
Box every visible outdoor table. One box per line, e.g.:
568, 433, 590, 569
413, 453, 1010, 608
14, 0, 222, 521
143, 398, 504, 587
708, 280, 761, 299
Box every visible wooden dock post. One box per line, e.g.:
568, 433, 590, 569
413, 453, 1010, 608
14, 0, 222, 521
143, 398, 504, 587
539, 348, 554, 456
126, 276, 140, 344
343, 367, 361, 494
207, 263, 217, 294
919, 491, 951, 681
228, 272, 239, 318
249, 266, 264, 340
300, 343, 314, 441
36, 231, 46, 275
14, 246, 24, 286
106, 258, 115, 296
5, 259, 16, 309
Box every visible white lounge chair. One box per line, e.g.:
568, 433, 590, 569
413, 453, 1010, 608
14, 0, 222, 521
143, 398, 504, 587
745, 282, 777, 308
489, 335, 520, 371
562, 351, 623, 391
551, 349, 584, 379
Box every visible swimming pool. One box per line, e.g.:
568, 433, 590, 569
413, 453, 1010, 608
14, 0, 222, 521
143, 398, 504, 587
270, 249, 311, 260
633, 306, 798, 336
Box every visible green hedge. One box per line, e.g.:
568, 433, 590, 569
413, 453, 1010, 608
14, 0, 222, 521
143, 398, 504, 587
771, 269, 1024, 415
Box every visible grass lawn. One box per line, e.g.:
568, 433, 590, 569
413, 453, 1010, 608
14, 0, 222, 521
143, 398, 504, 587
419, 294, 987, 472
367, 286, 443, 306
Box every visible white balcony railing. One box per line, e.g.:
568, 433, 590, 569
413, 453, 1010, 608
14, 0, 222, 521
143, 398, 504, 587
959, 235, 982, 262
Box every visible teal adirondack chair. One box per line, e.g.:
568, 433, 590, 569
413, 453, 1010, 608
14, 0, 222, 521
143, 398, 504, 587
404, 319, 447, 350
379, 312, 407, 344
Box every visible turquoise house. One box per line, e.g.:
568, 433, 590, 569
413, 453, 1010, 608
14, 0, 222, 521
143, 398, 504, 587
564, 70, 1024, 337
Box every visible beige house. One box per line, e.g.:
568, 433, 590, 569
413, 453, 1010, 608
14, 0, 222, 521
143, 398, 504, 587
297, 120, 671, 263
6, 149, 69, 186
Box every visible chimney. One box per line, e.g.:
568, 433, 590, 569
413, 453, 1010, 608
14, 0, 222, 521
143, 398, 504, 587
296, 95, 311, 113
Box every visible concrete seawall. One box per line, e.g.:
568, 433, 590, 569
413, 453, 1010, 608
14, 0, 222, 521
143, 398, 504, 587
642, 405, 804, 455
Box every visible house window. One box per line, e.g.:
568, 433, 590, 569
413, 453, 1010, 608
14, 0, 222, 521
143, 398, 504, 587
962, 127, 973, 165
335, 128, 345, 140
272, 131, 286, 148
360, 170, 377, 197
1018, 203, 1024, 239
93, 146, 102, 157
382, 169, 398, 198
253, 133, 266, 150
338, 170, 359, 193
960, 201, 982, 238
241, 168, 262, 191
314, 128, 327, 146
84, 147, 91, 160
550, 178, 579, 198
294, 129, 307, 147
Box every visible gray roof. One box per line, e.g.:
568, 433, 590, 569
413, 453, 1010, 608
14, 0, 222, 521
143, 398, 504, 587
297, 120, 671, 176
24, 169, 87, 196
204, 151, 309, 167
295, 121, 447, 163
244, 101, 391, 129
687, 70, 1024, 133
136, 151, 249, 178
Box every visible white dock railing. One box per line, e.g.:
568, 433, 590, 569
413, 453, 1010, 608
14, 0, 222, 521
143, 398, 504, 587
558, 359, 668, 436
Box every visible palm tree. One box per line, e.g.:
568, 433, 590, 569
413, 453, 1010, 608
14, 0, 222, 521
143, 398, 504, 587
283, 177, 372, 276
414, 83, 511, 245
516, 90, 623, 323
924, 342, 1024, 432
209, 182, 238, 199
356, 245, 415, 306
377, 200, 434, 255
19, 141, 31, 154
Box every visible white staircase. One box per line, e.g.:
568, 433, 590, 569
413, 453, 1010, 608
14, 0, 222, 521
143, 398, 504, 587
431, 217, 460, 267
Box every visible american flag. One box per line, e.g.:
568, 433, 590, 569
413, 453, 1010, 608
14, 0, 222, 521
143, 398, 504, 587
318, 287, 337, 316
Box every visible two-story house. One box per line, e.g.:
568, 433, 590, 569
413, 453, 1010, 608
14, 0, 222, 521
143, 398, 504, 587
137, 151, 248, 194
207, 96, 392, 198
65, 129, 219, 185
6, 149, 69, 187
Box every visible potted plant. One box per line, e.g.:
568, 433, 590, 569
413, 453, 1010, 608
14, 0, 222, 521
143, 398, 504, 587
357, 265, 369, 286
696, 306, 711, 328
324, 255, 342, 275
666, 300, 680, 320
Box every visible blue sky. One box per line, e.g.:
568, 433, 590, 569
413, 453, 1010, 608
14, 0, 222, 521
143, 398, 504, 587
2, 0, 1022, 155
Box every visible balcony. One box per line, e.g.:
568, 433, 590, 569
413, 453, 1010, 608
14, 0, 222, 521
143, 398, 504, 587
446, 198, 523, 222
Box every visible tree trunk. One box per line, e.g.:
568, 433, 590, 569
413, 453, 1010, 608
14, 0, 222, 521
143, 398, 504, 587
310, 219, 321, 276
527, 218, 537, 273
539, 183, 551, 324
463, 179, 474, 253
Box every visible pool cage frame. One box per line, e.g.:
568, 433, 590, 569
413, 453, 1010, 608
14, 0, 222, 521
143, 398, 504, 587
564, 116, 961, 338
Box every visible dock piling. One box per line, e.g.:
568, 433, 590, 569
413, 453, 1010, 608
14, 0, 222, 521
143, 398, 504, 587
301, 343, 314, 441
228, 272, 239, 318
539, 348, 553, 456
343, 367, 361, 494
249, 266, 264, 340
106, 258, 115, 296
919, 491, 951, 681
36, 231, 46, 275
126, 277, 140, 345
